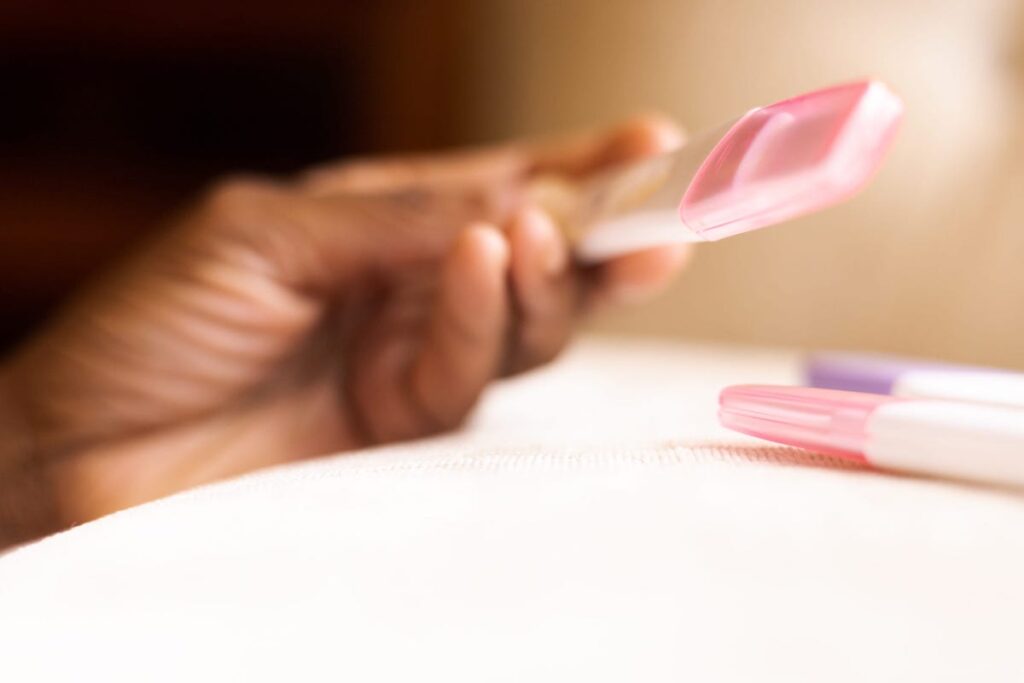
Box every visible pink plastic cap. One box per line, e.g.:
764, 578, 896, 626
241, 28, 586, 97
681, 80, 904, 240
718, 384, 899, 460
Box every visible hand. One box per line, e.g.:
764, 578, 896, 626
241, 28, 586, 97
0, 115, 691, 543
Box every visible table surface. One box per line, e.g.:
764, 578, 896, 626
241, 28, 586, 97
2, 337, 1023, 681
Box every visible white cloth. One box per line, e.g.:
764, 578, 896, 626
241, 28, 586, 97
2, 338, 1023, 681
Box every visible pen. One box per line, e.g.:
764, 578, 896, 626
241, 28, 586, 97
805, 352, 1024, 409
719, 384, 1024, 488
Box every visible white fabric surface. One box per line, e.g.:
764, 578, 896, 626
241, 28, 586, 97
2, 337, 1024, 681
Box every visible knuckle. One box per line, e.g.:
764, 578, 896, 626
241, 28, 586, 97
534, 327, 570, 364
427, 406, 466, 434
202, 176, 281, 225
525, 313, 572, 361
506, 324, 571, 375
407, 370, 476, 436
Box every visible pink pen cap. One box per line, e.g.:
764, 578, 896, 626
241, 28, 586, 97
718, 384, 891, 461
534, 80, 905, 261
719, 385, 1024, 488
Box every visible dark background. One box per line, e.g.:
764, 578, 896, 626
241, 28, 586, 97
0, 1, 468, 352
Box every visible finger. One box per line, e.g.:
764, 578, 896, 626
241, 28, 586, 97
408, 225, 510, 429
588, 244, 694, 308
345, 327, 426, 444
343, 268, 450, 444
528, 113, 685, 178
504, 207, 577, 375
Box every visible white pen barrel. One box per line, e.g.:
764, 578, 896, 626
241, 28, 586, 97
894, 370, 1024, 410
866, 401, 1024, 487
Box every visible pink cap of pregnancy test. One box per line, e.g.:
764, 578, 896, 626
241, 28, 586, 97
681, 80, 904, 240
718, 385, 900, 461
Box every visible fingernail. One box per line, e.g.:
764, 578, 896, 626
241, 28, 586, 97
632, 112, 687, 149
522, 207, 567, 275
466, 223, 510, 269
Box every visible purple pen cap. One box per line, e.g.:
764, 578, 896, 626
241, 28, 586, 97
804, 352, 987, 395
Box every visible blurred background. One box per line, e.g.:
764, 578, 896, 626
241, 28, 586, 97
4, 0, 1024, 366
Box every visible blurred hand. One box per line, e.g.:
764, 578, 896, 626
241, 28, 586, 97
0, 116, 691, 541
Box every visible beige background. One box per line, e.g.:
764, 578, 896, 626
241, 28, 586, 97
458, 0, 1024, 367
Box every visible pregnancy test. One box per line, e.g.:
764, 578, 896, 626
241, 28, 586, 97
532, 80, 904, 262
806, 352, 1024, 409
719, 384, 1024, 488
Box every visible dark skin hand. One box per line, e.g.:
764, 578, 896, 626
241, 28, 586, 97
0, 116, 691, 547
